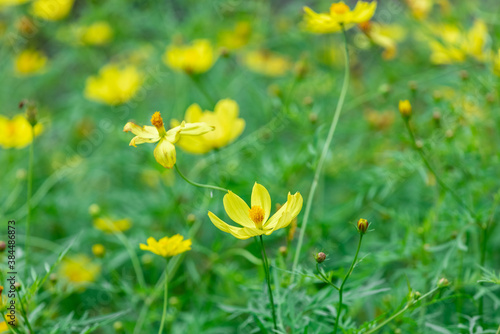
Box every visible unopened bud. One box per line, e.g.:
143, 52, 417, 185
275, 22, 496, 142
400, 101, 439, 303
0, 241, 6, 252
411, 291, 421, 301
141, 253, 153, 265
279, 246, 288, 256
49, 273, 57, 282
113, 321, 123, 331
187, 213, 196, 224
315, 252, 326, 263
26, 104, 38, 127
437, 277, 450, 288
92, 244, 106, 258
415, 139, 423, 149
408, 81, 418, 92
88, 204, 101, 216
357, 218, 369, 234
303, 96, 313, 106
398, 100, 412, 117
14, 282, 21, 290
445, 129, 454, 139
308, 112, 318, 124
379, 83, 391, 97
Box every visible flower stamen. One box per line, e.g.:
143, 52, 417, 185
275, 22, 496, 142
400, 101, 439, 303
249, 205, 265, 228
151, 111, 164, 129
330, 2, 350, 15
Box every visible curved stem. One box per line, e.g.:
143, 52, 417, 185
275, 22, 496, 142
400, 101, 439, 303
158, 259, 169, 334
25, 125, 35, 279
316, 263, 340, 291
293, 26, 350, 274
259, 235, 277, 331
174, 164, 228, 193
333, 234, 363, 334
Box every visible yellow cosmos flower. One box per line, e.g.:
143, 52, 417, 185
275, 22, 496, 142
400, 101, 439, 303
93, 217, 131, 233
218, 21, 251, 50
84, 64, 143, 105
140, 234, 191, 258
15, 49, 47, 75
31, 0, 74, 21
242, 50, 292, 77
124, 112, 214, 168
80, 21, 113, 45
360, 21, 406, 60
171, 99, 245, 154
208, 183, 303, 240
0, 114, 43, 149
303, 1, 377, 34
0, 321, 7, 333
163, 39, 216, 74
58, 254, 100, 288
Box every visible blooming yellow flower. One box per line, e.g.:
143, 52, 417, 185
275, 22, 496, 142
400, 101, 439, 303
140, 234, 191, 258
79, 21, 113, 45
208, 183, 303, 240
84, 63, 143, 105
303, 1, 377, 34
242, 50, 292, 77
359, 21, 406, 60
93, 217, 131, 233
124, 112, 214, 168
14, 49, 47, 75
218, 21, 251, 50
31, 0, 74, 21
58, 254, 101, 288
92, 244, 106, 257
171, 99, 245, 154
163, 39, 216, 74
0, 114, 43, 149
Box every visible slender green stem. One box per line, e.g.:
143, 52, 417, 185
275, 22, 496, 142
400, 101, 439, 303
188, 74, 216, 106
402, 118, 475, 218
364, 287, 440, 334
259, 235, 277, 331
334, 234, 363, 334
112, 230, 146, 289
316, 263, 340, 291
25, 126, 35, 279
158, 259, 169, 334
174, 164, 228, 193
292, 25, 350, 274
17, 289, 34, 334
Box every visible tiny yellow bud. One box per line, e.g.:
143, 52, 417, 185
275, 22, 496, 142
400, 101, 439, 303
398, 100, 412, 117
357, 218, 369, 234
279, 246, 288, 256
92, 244, 106, 257
437, 277, 450, 288
88, 203, 101, 216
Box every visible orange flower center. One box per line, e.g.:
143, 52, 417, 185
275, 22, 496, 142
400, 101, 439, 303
330, 2, 350, 15
151, 112, 164, 129
249, 205, 265, 228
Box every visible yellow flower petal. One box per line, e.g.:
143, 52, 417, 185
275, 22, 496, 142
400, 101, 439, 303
265, 192, 303, 231
251, 182, 271, 223
223, 191, 256, 228
184, 103, 204, 122
154, 138, 176, 168
123, 122, 160, 147
178, 122, 215, 136
208, 211, 263, 240
351, 1, 377, 23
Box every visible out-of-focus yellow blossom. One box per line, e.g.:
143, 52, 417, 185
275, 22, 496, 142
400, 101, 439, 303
364, 110, 395, 130
140, 234, 191, 258
124, 112, 214, 168
399, 100, 412, 117
93, 217, 131, 233
0, 115, 43, 149
428, 20, 488, 64
79, 21, 113, 45
171, 99, 245, 154
31, 0, 74, 21
208, 183, 303, 240
0, 321, 8, 333
163, 39, 216, 74
0, 0, 29, 7
242, 50, 291, 76
15, 49, 47, 75
84, 64, 143, 105
92, 244, 105, 257
406, 0, 432, 19
493, 50, 500, 77
302, 1, 377, 34
218, 21, 251, 50
359, 21, 406, 60
58, 254, 100, 288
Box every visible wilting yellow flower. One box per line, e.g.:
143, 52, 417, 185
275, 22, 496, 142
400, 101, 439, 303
31, 0, 74, 21
399, 100, 412, 117
428, 20, 488, 64
0, 115, 43, 149
140, 234, 191, 258
79, 21, 113, 45
93, 217, 131, 233
163, 39, 216, 74
15, 49, 47, 75
85, 64, 143, 105
208, 183, 303, 240
360, 21, 406, 60
124, 112, 214, 168
171, 99, 245, 154
58, 254, 100, 287
303, 1, 377, 34
243, 50, 292, 77
0, 0, 29, 7
218, 21, 251, 50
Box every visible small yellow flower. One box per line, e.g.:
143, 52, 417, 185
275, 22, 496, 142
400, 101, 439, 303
140, 234, 192, 258
84, 63, 143, 105
31, 0, 74, 21
163, 39, 216, 74
92, 244, 106, 257
218, 21, 252, 50
93, 217, 131, 233
242, 50, 292, 77
171, 99, 245, 154
0, 114, 43, 149
360, 21, 406, 60
79, 21, 113, 46
124, 111, 214, 168
208, 183, 303, 240
399, 100, 412, 117
405, 0, 433, 19
58, 254, 101, 288
303, 1, 377, 34
15, 49, 47, 75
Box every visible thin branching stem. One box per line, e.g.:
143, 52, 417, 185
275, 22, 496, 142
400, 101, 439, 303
175, 164, 228, 193
315, 263, 339, 291
259, 235, 278, 331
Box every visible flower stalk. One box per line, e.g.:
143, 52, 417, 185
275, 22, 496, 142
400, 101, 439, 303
158, 260, 169, 334
25, 124, 35, 278
174, 164, 228, 193
259, 235, 277, 331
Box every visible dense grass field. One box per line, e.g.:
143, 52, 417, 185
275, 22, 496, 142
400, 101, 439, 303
1, 0, 500, 333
